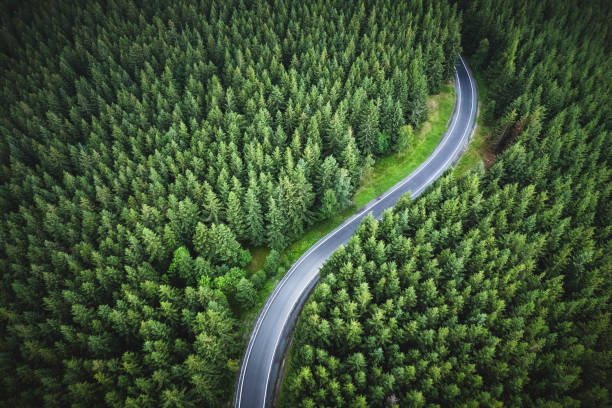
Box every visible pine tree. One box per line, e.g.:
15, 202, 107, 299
341, 135, 361, 185
358, 99, 380, 155
264, 249, 282, 278
406, 52, 428, 126
168, 246, 196, 285
266, 197, 287, 251
335, 168, 353, 211
321, 189, 338, 219
142, 227, 163, 262
488, 30, 520, 116
203, 185, 223, 224
381, 95, 396, 136
318, 156, 339, 195
327, 110, 347, 156
244, 186, 265, 247
472, 38, 490, 69
226, 190, 245, 239
396, 125, 415, 153
194, 222, 242, 265
388, 100, 404, 148
236, 278, 257, 309
427, 43, 445, 94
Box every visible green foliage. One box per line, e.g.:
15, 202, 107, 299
214, 267, 248, 300
264, 250, 282, 279
358, 99, 380, 155
194, 222, 242, 266
396, 125, 416, 153
245, 184, 265, 247
282, 0, 612, 406
168, 246, 196, 285
321, 189, 339, 220
250, 270, 267, 291
236, 278, 257, 310
266, 197, 288, 251
226, 191, 245, 240
471, 38, 490, 69
0, 0, 461, 405
236, 249, 252, 269
376, 132, 391, 156
406, 54, 429, 127
334, 168, 353, 211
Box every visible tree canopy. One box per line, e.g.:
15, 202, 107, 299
0, 0, 460, 406
282, 0, 611, 406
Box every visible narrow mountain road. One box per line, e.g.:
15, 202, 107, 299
235, 56, 478, 408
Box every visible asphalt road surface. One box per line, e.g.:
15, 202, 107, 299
235, 56, 478, 408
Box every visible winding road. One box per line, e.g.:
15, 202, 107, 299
235, 56, 478, 408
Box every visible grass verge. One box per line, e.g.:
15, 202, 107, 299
237, 83, 456, 346
281, 83, 455, 267
276, 69, 492, 406
245, 247, 269, 275
353, 85, 455, 208
454, 67, 495, 175
235, 82, 459, 406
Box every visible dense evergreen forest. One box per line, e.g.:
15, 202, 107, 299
0, 0, 461, 406
282, 0, 611, 406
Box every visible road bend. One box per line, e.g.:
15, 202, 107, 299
235, 56, 478, 408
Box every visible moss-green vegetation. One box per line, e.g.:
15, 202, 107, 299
282, 85, 455, 267
242, 85, 455, 326
354, 84, 455, 207
281, 0, 612, 406
245, 247, 270, 275
0, 0, 463, 405
454, 69, 494, 175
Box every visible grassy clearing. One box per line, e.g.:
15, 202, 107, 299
454, 68, 495, 175
239, 84, 456, 327
245, 246, 270, 275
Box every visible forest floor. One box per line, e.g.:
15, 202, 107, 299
454, 69, 495, 174
239, 83, 455, 324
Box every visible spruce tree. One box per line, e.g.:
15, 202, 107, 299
407, 52, 429, 126
321, 189, 338, 219
244, 186, 265, 247
358, 99, 380, 155
204, 185, 223, 224
266, 197, 287, 251
226, 190, 245, 239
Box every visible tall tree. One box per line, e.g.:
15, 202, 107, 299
226, 190, 245, 239
320, 189, 338, 219
244, 185, 265, 247
358, 99, 380, 155
406, 52, 429, 126
266, 196, 287, 251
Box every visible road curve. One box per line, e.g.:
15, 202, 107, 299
235, 56, 478, 408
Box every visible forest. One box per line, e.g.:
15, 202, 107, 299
281, 0, 611, 407
0, 0, 462, 406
